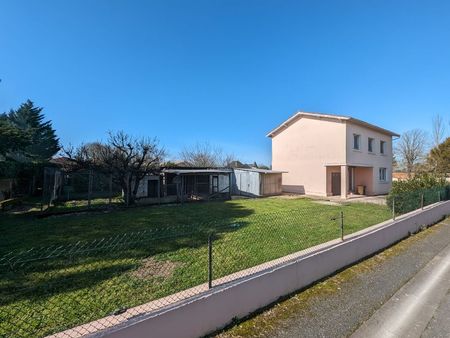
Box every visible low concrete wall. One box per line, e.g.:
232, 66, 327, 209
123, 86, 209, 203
97, 201, 450, 338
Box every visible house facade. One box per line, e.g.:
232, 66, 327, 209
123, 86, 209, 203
268, 112, 399, 198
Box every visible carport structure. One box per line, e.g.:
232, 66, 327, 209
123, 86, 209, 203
162, 168, 233, 203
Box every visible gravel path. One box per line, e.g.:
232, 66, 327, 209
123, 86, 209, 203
215, 218, 450, 338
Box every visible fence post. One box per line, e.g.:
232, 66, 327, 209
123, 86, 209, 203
438, 190, 441, 202
125, 172, 130, 207
392, 196, 395, 220
340, 211, 344, 241
421, 193, 424, 210
87, 169, 93, 208
47, 168, 53, 209
109, 173, 113, 207
208, 234, 213, 289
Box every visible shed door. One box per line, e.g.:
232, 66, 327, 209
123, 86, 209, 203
147, 180, 158, 198
212, 176, 219, 193
331, 173, 341, 196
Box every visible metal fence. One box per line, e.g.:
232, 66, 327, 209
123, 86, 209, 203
388, 186, 449, 218
1, 189, 449, 338
41, 168, 123, 211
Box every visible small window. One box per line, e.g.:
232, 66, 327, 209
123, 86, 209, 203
380, 141, 386, 154
368, 138, 374, 152
353, 134, 360, 150
379, 168, 387, 182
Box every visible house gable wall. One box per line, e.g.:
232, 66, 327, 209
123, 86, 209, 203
271, 116, 346, 196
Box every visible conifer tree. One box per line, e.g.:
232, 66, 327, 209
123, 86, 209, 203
7, 100, 59, 162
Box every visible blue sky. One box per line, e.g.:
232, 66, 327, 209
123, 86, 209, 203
1, 0, 450, 164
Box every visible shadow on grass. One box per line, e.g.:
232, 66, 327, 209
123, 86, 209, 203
0, 200, 255, 253
0, 260, 136, 306
0, 200, 255, 305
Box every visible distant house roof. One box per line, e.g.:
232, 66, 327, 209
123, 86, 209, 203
228, 160, 251, 169
267, 111, 400, 138
234, 168, 287, 174
49, 157, 73, 166
49, 157, 79, 171
392, 172, 412, 180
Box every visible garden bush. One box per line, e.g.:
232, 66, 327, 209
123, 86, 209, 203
387, 173, 449, 215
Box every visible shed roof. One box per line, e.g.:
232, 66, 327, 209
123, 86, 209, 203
163, 168, 233, 175
234, 168, 287, 174
267, 111, 400, 138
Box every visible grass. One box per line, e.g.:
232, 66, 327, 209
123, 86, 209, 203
0, 197, 392, 337
6, 195, 124, 215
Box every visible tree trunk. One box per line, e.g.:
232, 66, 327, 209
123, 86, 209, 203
108, 173, 113, 206
406, 164, 413, 178
131, 175, 141, 203
122, 173, 135, 206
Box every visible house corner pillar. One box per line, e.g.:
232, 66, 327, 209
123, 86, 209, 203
341, 165, 348, 199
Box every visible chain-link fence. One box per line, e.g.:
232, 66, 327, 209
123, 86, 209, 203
41, 168, 123, 211
387, 186, 449, 217
1, 189, 448, 338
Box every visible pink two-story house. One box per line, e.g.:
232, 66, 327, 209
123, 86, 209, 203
268, 112, 399, 198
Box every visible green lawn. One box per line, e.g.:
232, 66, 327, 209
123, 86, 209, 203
0, 197, 391, 338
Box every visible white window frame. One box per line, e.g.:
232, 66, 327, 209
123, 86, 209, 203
353, 134, 361, 150
379, 167, 387, 182
368, 137, 374, 153
380, 140, 386, 154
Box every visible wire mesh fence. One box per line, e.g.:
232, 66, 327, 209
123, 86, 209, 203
0, 189, 448, 338
387, 186, 449, 217
41, 168, 123, 212
211, 211, 342, 287
0, 224, 211, 338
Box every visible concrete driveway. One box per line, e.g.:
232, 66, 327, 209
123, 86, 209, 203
215, 218, 450, 338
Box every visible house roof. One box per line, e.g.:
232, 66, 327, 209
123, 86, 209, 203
234, 168, 287, 174
267, 111, 400, 138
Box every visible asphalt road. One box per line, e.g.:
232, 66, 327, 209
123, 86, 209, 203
216, 218, 450, 338
352, 240, 450, 337
422, 288, 450, 338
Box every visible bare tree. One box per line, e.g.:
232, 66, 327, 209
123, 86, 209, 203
180, 142, 235, 167
64, 131, 165, 205
432, 114, 446, 148
395, 129, 427, 177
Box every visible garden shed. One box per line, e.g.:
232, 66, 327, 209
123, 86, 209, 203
163, 168, 233, 203
134, 175, 161, 199
135, 168, 233, 204
233, 168, 285, 197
